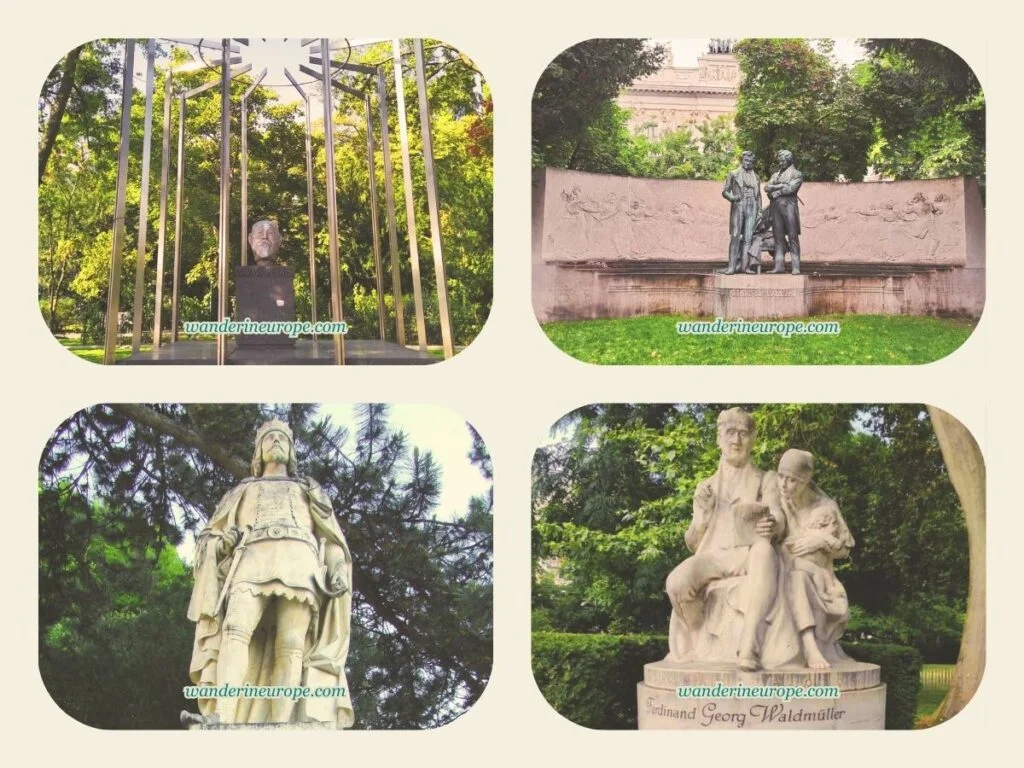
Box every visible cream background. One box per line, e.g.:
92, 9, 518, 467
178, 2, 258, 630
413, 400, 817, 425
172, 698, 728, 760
4, 2, 1019, 764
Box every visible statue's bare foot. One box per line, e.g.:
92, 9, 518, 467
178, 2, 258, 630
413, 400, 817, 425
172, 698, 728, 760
806, 651, 830, 669
738, 656, 761, 672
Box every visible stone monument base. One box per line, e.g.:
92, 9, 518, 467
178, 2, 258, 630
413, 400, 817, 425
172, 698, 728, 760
235, 265, 297, 347
712, 273, 809, 318
637, 658, 885, 730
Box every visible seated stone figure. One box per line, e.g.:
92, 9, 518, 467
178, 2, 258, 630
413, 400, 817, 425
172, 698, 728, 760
665, 408, 801, 670
776, 449, 854, 668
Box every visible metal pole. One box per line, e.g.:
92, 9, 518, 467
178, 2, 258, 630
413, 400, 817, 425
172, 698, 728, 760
377, 67, 405, 346
304, 98, 317, 342
216, 38, 230, 366
284, 68, 318, 344
365, 94, 386, 340
414, 39, 454, 359
240, 94, 248, 266
320, 39, 345, 364
393, 39, 427, 351
103, 40, 135, 365
152, 67, 172, 347
171, 96, 185, 343
240, 68, 267, 267
131, 39, 156, 354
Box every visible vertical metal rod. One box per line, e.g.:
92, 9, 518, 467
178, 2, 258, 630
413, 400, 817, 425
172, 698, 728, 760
131, 39, 156, 354
240, 95, 248, 266
414, 39, 454, 359
365, 94, 386, 340
152, 68, 173, 347
393, 39, 428, 351
240, 69, 266, 269
216, 38, 230, 366
171, 97, 185, 343
303, 96, 318, 341
320, 38, 345, 364
377, 67, 405, 346
103, 40, 135, 365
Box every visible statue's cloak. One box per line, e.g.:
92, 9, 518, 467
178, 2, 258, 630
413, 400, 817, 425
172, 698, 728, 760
187, 477, 355, 728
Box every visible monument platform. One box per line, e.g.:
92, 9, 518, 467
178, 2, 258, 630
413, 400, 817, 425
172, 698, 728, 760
712, 273, 808, 318
533, 169, 985, 321
121, 339, 436, 365
637, 658, 886, 730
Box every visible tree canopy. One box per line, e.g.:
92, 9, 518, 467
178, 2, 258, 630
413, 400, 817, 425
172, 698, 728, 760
38, 39, 493, 348
39, 403, 493, 729
532, 404, 969, 661
532, 38, 984, 187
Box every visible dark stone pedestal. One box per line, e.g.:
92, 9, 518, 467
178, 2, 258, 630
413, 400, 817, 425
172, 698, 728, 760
235, 265, 296, 347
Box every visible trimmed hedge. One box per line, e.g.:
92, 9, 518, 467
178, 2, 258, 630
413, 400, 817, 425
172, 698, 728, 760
532, 632, 923, 730
842, 641, 923, 730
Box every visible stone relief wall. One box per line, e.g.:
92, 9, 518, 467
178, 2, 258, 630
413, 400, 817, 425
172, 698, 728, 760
540, 168, 980, 267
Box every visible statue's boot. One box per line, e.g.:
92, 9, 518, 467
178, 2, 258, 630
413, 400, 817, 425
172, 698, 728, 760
270, 647, 305, 722
790, 244, 801, 275
771, 245, 786, 274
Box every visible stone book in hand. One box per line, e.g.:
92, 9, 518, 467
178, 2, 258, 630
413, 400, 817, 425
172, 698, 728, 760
732, 501, 770, 547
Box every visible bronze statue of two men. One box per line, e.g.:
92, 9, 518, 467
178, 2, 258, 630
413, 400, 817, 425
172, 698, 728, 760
721, 149, 804, 275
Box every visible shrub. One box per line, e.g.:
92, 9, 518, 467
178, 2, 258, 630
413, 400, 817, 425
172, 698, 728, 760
532, 632, 922, 730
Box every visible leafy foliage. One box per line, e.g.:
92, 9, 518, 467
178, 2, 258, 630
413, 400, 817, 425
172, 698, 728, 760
859, 39, 985, 186
532, 404, 968, 660
532, 39, 666, 170
734, 39, 874, 181
39, 404, 492, 729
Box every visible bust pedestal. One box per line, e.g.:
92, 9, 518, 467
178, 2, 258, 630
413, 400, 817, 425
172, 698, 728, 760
235, 265, 297, 347
637, 658, 885, 730
713, 273, 809, 319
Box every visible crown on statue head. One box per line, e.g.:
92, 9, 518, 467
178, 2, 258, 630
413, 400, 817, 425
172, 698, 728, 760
255, 418, 293, 448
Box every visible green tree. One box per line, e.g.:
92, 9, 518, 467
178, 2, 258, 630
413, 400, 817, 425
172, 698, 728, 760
734, 39, 874, 181
533, 39, 666, 170
533, 404, 968, 659
859, 39, 985, 185
640, 117, 739, 180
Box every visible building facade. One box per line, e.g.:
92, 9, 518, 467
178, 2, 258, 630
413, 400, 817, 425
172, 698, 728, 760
617, 53, 740, 139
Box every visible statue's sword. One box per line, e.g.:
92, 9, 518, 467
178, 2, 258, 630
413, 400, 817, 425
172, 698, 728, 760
213, 526, 252, 616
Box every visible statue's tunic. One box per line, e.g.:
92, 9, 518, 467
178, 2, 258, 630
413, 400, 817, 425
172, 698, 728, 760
187, 476, 355, 727
230, 479, 320, 608
768, 165, 803, 238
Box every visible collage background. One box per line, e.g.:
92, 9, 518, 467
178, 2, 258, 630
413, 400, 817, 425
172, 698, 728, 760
4, 1, 1018, 763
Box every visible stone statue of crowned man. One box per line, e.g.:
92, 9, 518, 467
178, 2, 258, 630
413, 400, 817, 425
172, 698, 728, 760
185, 419, 354, 728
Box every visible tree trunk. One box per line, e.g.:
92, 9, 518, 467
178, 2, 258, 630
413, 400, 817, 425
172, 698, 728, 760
39, 46, 83, 184
927, 405, 985, 724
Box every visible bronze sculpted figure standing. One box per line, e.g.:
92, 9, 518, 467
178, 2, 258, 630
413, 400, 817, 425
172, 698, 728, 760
764, 149, 804, 274
721, 151, 761, 275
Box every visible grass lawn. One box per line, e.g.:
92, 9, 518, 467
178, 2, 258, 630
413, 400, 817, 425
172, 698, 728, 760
58, 338, 145, 364
915, 663, 954, 726
542, 314, 976, 365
